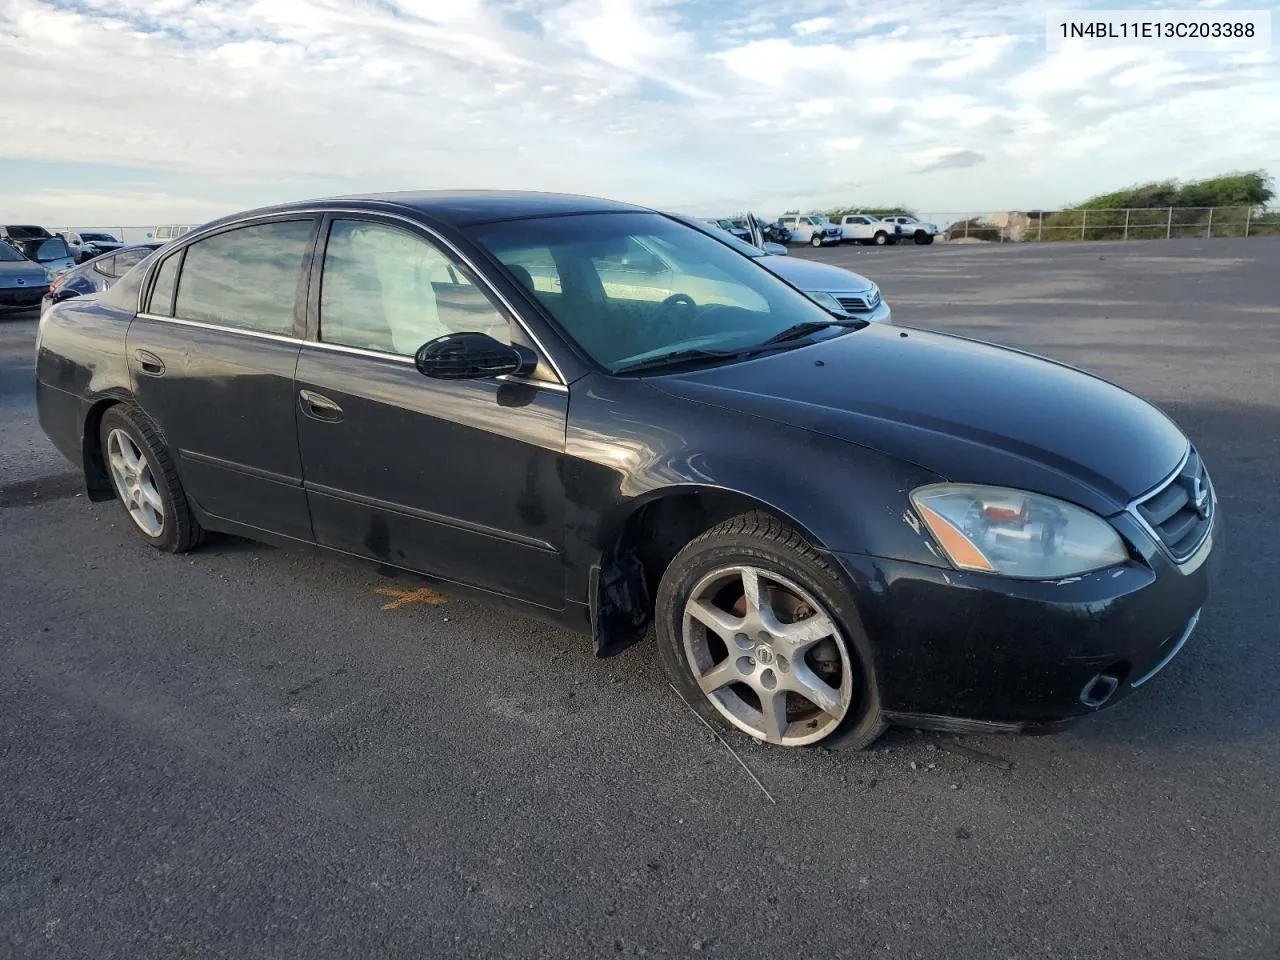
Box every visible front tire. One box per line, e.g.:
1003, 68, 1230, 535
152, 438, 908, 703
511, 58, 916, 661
100, 404, 204, 553
872, 231, 889, 246
913, 231, 932, 245
809, 234, 824, 248
656, 512, 885, 749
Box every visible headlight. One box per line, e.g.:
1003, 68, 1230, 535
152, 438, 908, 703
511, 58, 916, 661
805, 291, 847, 314
909, 484, 1128, 579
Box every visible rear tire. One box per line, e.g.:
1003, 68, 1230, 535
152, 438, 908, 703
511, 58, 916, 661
656, 511, 886, 750
100, 403, 204, 553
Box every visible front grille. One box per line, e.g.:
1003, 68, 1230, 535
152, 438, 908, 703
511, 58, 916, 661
1134, 448, 1214, 560
0, 286, 47, 307
836, 290, 882, 313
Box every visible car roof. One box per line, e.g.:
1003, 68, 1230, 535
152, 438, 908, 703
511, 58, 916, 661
195, 190, 654, 232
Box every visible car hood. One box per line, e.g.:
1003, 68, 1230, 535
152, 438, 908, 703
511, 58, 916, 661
756, 255, 874, 293
0, 260, 47, 286
649, 324, 1188, 514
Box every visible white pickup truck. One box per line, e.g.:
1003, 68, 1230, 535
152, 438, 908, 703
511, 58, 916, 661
836, 215, 900, 246
878, 215, 939, 244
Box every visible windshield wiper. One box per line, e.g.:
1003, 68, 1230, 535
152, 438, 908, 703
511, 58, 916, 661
612, 347, 751, 375
761, 318, 865, 346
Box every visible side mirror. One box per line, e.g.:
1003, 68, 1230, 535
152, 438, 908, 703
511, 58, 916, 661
414, 331, 537, 380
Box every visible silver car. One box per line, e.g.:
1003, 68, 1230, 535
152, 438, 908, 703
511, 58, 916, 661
0, 241, 52, 314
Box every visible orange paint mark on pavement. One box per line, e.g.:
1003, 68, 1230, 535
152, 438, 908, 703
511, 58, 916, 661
376, 586, 447, 610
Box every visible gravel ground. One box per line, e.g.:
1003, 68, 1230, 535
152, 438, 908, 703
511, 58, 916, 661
2, 238, 1278, 960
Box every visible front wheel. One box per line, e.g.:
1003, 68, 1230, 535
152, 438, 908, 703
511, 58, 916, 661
914, 231, 932, 245
809, 234, 824, 247
656, 512, 885, 749
872, 231, 889, 246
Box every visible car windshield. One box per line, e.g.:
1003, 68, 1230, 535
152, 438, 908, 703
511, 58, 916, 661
0, 242, 27, 262
469, 212, 852, 372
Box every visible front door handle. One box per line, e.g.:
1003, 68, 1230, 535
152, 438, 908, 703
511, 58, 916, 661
299, 389, 343, 422
134, 349, 165, 376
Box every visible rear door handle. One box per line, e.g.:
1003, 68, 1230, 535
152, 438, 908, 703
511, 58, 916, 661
299, 389, 343, 422
134, 349, 165, 376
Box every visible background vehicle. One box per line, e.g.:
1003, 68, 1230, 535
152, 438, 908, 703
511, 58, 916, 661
704, 218, 751, 242
42, 242, 163, 313
0, 239, 52, 314
777, 215, 842, 247
838, 215, 899, 246
0, 225, 76, 274
879, 215, 938, 244
62, 230, 126, 263
672, 213, 892, 324
761, 219, 793, 245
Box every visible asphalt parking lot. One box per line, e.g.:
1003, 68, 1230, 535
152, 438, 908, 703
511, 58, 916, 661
2, 237, 1278, 960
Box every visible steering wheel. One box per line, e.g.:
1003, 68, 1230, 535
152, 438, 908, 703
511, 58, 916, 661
660, 292, 697, 313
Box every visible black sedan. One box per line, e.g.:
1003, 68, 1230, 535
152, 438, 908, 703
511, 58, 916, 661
34, 191, 1220, 749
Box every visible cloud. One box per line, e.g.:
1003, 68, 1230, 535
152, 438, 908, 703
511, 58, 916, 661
916, 149, 988, 173
0, 0, 1276, 222
792, 16, 835, 36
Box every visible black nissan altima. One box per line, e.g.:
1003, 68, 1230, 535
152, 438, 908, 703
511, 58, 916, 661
35, 191, 1220, 749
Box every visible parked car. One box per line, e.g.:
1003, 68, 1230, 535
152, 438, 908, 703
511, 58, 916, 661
62, 230, 127, 263
879, 216, 939, 245
0, 225, 76, 274
1, 224, 76, 272
0, 238, 52, 314
704, 218, 752, 242
42, 242, 164, 314
777, 215, 842, 247
837, 215, 899, 246
36, 191, 1218, 750
1, 224, 54, 248
672, 213, 892, 324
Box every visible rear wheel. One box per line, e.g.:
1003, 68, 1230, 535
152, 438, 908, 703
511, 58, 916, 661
100, 404, 204, 553
656, 512, 885, 749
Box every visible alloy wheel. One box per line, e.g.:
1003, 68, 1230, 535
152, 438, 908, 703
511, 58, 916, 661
106, 428, 165, 537
682, 565, 853, 746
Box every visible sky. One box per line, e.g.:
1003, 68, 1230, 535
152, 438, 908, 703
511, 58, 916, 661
0, 0, 1276, 226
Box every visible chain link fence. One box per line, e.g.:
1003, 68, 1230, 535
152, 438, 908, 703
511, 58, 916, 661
913, 207, 1279, 243
38, 209, 1280, 248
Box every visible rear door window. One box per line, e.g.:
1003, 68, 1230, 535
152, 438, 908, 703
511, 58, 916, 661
172, 220, 314, 335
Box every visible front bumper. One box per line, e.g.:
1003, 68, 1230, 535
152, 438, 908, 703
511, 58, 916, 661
836, 508, 1221, 730
0, 284, 50, 312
